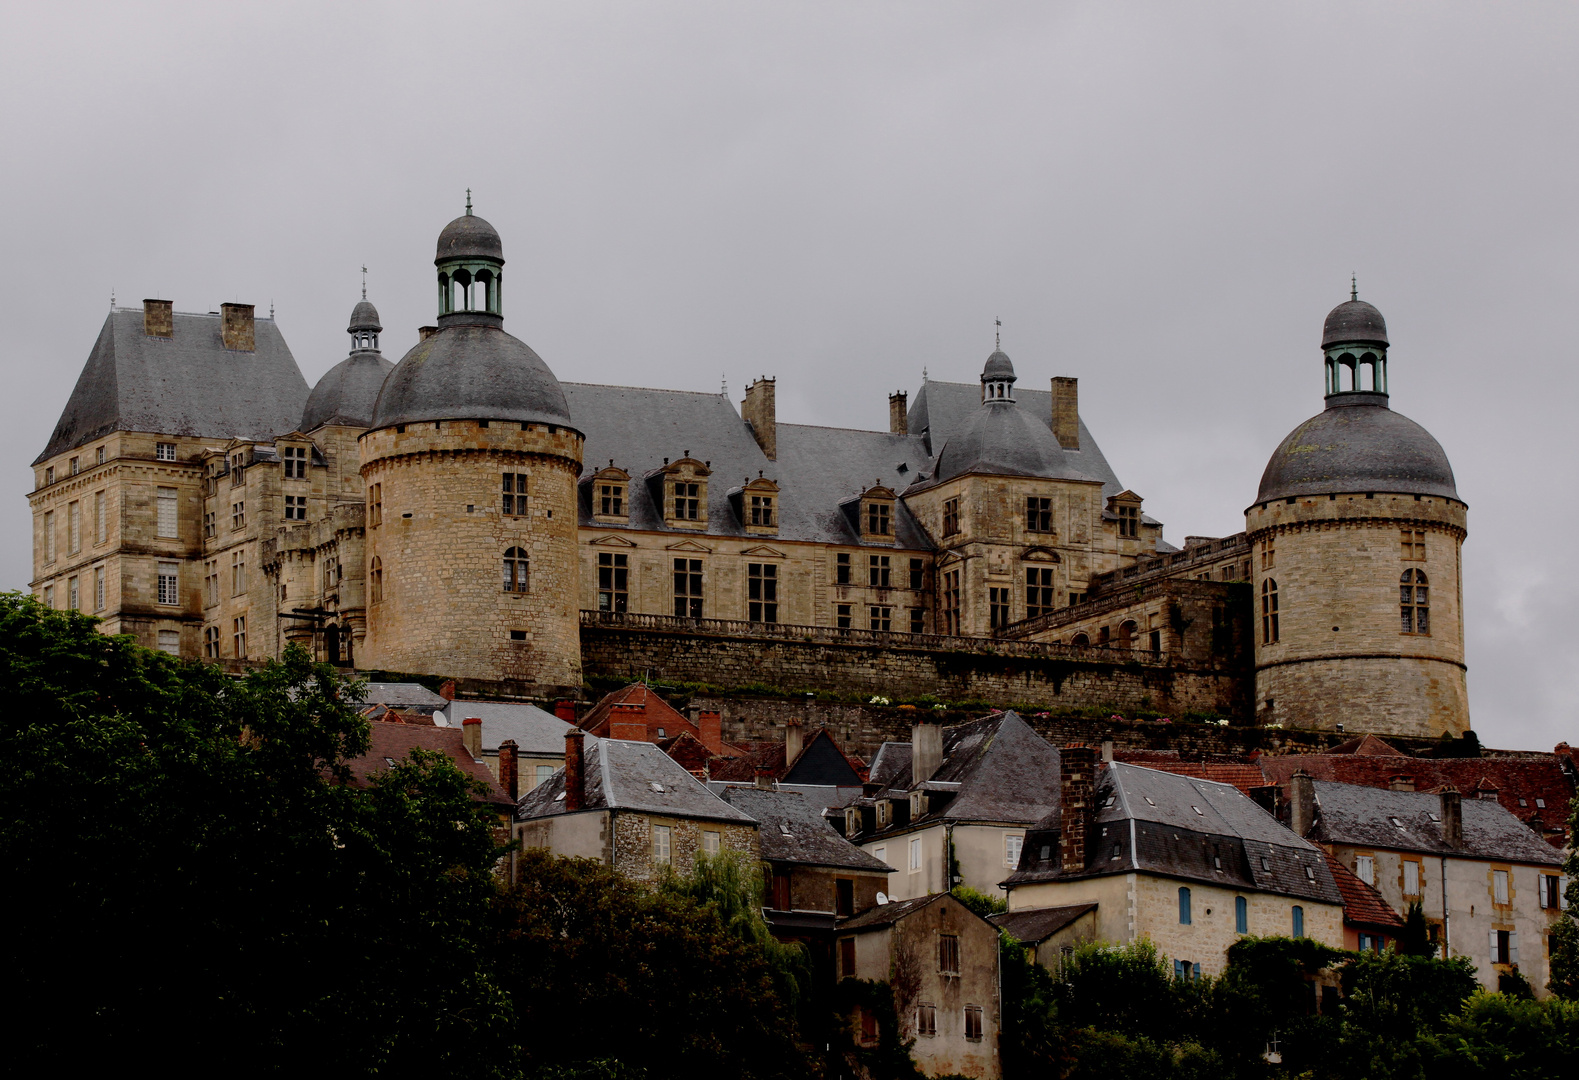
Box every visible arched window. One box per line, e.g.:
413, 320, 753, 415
1118, 620, 1138, 648
1400, 569, 1429, 634
1071, 632, 1090, 647
1235, 895, 1248, 934
369, 556, 382, 603
1261, 578, 1279, 644
1178, 886, 1192, 925
504, 547, 529, 593
1291, 905, 1304, 938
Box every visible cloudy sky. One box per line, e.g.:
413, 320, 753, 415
3, 3, 1574, 750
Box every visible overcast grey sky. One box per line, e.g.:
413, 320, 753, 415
3, 3, 1574, 750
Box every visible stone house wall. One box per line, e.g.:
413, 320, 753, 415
609, 811, 758, 883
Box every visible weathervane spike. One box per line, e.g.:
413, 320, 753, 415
995, 317, 1001, 350
465, 188, 472, 216
362, 265, 368, 300
1351, 273, 1357, 301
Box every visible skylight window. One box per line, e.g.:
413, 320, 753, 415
1305, 866, 1316, 881
1144, 796, 1156, 806
1537, 798, 1546, 808
650, 782, 665, 793
1191, 806, 1204, 816
1389, 817, 1404, 828
384, 757, 396, 767
554, 792, 566, 802
1261, 856, 1271, 871
1428, 813, 1440, 822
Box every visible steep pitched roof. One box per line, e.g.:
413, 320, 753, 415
38, 308, 309, 464
871, 712, 1062, 826
350, 682, 449, 713
344, 721, 514, 811
710, 729, 866, 787
516, 736, 755, 825
437, 699, 571, 756
719, 788, 892, 872
578, 682, 696, 741
989, 903, 1098, 945
1006, 763, 1342, 906
1305, 780, 1563, 866
837, 890, 1000, 934
1320, 850, 1405, 932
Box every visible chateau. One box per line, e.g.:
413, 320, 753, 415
28, 204, 1470, 739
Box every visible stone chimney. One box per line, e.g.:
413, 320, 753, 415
609, 702, 646, 742
889, 391, 908, 434
741, 377, 777, 460
1249, 785, 1279, 816
785, 718, 804, 764
911, 718, 943, 784
499, 739, 519, 800
1440, 786, 1463, 849
439, 679, 456, 701
1388, 774, 1416, 792
462, 717, 482, 759
698, 710, 723, 755
1059, 745, 1097, 873
754, 766, 775, 790
554, 700, 577, 723
1290, 769, 1315, 837
564, 730, 586, 811
418, 325, 439, 341
143, 299, 173, 337
220, 303, 255, 352
1100, 736, 1114, 763
1051, 377, 1080, 450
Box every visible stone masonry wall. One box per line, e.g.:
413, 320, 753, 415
610, 811, 757, 883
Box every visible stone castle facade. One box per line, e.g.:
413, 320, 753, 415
28, 207, 1469, 739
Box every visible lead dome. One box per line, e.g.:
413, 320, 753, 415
1322, 299, 1388, 348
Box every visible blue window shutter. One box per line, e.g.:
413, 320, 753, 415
1174, 959, 1183, 979
1193, 963, 1201, 981
1292, 905, 1304, 937
1179, 887, 1192, 925
1235, 896, 1248, 933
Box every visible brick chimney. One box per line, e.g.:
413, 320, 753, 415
1051, 377, 1080, 450
609, 702, 647, 742
785, 718, 804, 764
1388, 774, 1416, 792
911, 718, 943, 784
220, 302, 255, 351
741, 377, 777, 460
1290, 769, 1315, 837
462, 717, 482, 759
1059, 745, 1097, 873
754, 766, 775, 790
143, 299, 173, 337
698, 710, 723, 755
1439, 785, 1463, 849
564, 730, 586, 811
499, 739, 519, 800
889, 391, 908, 434
554, 700, 577, 723
438, 679, 456, 701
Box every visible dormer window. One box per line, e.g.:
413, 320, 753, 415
752, 494, 774, 527
230, 452, 247, 486
1107, 491, 1143, 539
731, 475, 780, 535
602, 484, 624, 516
653, 456, 710, 530
587, 465, 631, 523
282, 445, 308, 479
858, 485, 897, 545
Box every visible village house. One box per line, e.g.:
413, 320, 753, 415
847, 712, 1061, 901
435, 698, 572, 791
1321, 849, 1407, 954
836, 891, 1002, 1079
1003, 750, 1345, 979
988, 903, 1099, 971
343, 720, 517, 821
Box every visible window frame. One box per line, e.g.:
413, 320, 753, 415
1179, 886, 1192, 925
673, 558, 703, 618
503, 547, 530, 594
747, 562, 778, 623
502, 472, 528, 516
651, 823, 672, 865
1026, 495, 1053, 533
597, 552, 629, 613
937, 934, 960, 975
157, 561, 179, 606
942, 497, 960, 538
1262, 578, 1279, 644
1026, 565, 1056, 619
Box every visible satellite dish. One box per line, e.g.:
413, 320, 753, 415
876, 892, 889, 906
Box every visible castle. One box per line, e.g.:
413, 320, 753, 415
28, 205, 1469, 740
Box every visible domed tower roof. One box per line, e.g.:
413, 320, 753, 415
932, 348, 1092, 484
1256, 293, 1457, 503
301, 296, 395, 431
348, 299, 382, 333
435, 209, 503, 263
982, 349, 1015, 380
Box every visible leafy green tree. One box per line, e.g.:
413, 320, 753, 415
1423, 991, 1579, 1079
997, 931, 1067, 1078
1399, 900, 1436, 956
951, 884, 1007, 918
1332, 949, 1479, 1079
1547, 788, 1579, 999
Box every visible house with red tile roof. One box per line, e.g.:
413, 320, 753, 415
578, 682, 732, 756
343, 721, 517, 817
1320, 849, 1405, 954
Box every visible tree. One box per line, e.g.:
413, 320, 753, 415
1547, 788, 1579, 999
1399, 900, 1436, 956
1423, 991, 1579, 1079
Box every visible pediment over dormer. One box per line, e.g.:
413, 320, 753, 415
1106, 489, 1144, 510
1022, 546, 1062, 562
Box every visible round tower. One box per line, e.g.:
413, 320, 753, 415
1246, 293, 1468, 738
359, 201, 584, 690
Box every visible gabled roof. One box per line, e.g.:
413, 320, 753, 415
1320, 850, 1405, 932
710, 728, 866, 787
836, 890, 999, 934
1326, 734, 1409, 756
1305, 780, 1563, 866
578, 682, 694, 740
343, 721, 514, 812
516, 736, 755, 825
38, 308, 309, 464
1006, 763, 1342, 905
869, 712, 1062, 827
350, 682, 449, 712
989, 903, 1098, 945
437, 699, 571, 756
719, 788, 892, 872
1112, 750, 1267, 794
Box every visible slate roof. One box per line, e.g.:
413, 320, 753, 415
1255, 398, 1458, 503
1305, 780, 1563, 866
1323, 298, 1389, 348
300, 348, 394, 431
1260, 752, 1575, 845
1005, 763, 1342, 905
1112, 750, 1267, 794
38, 308, 309, 464
837, 890, 999, 934
923, 396, 1101, 489
516, 736, 756, 825
719, 788, 892, 871
349, 682, 449, 713
989, 903, 1098, 945
437, 699, 571, 756
1320, 850, 1405, 932
866, 711, 1062, 828
710, 729, 866, 787
344, 721, 514, 811
371, 323, 574, 431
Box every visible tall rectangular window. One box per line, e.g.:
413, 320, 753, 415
839, 938, 857, 978
44, 510, 55, 563
68, 501, 80, 553
836, 603, 852, 629
909, 836, 922, 871
42, 585, 53, 609
938, 934, 960, 974
1403, 860, 1421, 897
204, 626, 220, 658
869, 605, 891, 631
156, 442, 177, 462
1292, 905, 1304, 937
157, 562, 179, 605
652, 824, 671, 864
703, 830, 720, 856
231, 453, 246, 486
1493, 869, 1509, 904
1235, 895, 1248, 933
204, 511, 215, 538
1005, 833, 1023, 869
915, 1004, 937, 1037
1540, 874, 1562, 909
157, 630, 180, 655
673, 558, 703, 618
367, 484, 382, 526
942, 498, 960, 537
836, 552, 851, 585
1261, 539, 1275, 570
597, 552, 628, 612
909, 607, 924, 634
964, 1005, 983, 1041
231, 553, 246, 595
750, 495, 774, 527
1026, 566, 1056, 618
1401, 529, 1426, 560
747, 563, 778, 623
941, 569, 961, 635
1179, 886, 1192, 924
1262, 579, 1279, 644
93, 565, 105, 611
989, 587, 1010, 630
1026, 496, 1052, 532
96, 446, 105, 466
502, 473, 528, 515
1401, 570, 1429, 635
908, 558, 924, 590
67, 576, 79, 611
94, 491, 106, 544
866, 501, 891, 536
868, 554, 890, 588
233, 615, 247, 658
599, 483, 624, 517
672, 481, 700, 521
156, 487, 178, 538
282, 445, 308, 478
232, 502, 245, 530
1355, 855, 1375, 885
1490, 930, 1518, 965
1118, 504, 1139, 538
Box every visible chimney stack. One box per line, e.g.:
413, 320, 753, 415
1100, 736, 1114, 763
499, 739, 519, 800
889, 391, 908, 434
1290, 769, 1315, 837
220, 302, 255, 352
1439, 786, 1463, 849
698, 710, 723, 755
741, 377, 777, 460
1051, 377, 1080, 450
564, 730, 586, 811
1388, 774, 1416, 792
785, 718, 804, 764
754, 766, 775, 790
1059, 745, 1097, 873
609, 702, 647, 742
911, 718, 943, 784
418, 325, 440, 341
143, 299, 173, 337
554, 700, 577, 723
439, 679, 456, 701
462, 717, 482, 759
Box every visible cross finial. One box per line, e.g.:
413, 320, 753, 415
1351, 273, 1357, 301
110, 287, 115, 310
995, 317, 1001, 350
721, 371, 728, 395
922, 365, 928, 381
465, 189, 472, 215
361, 265, 368, 300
